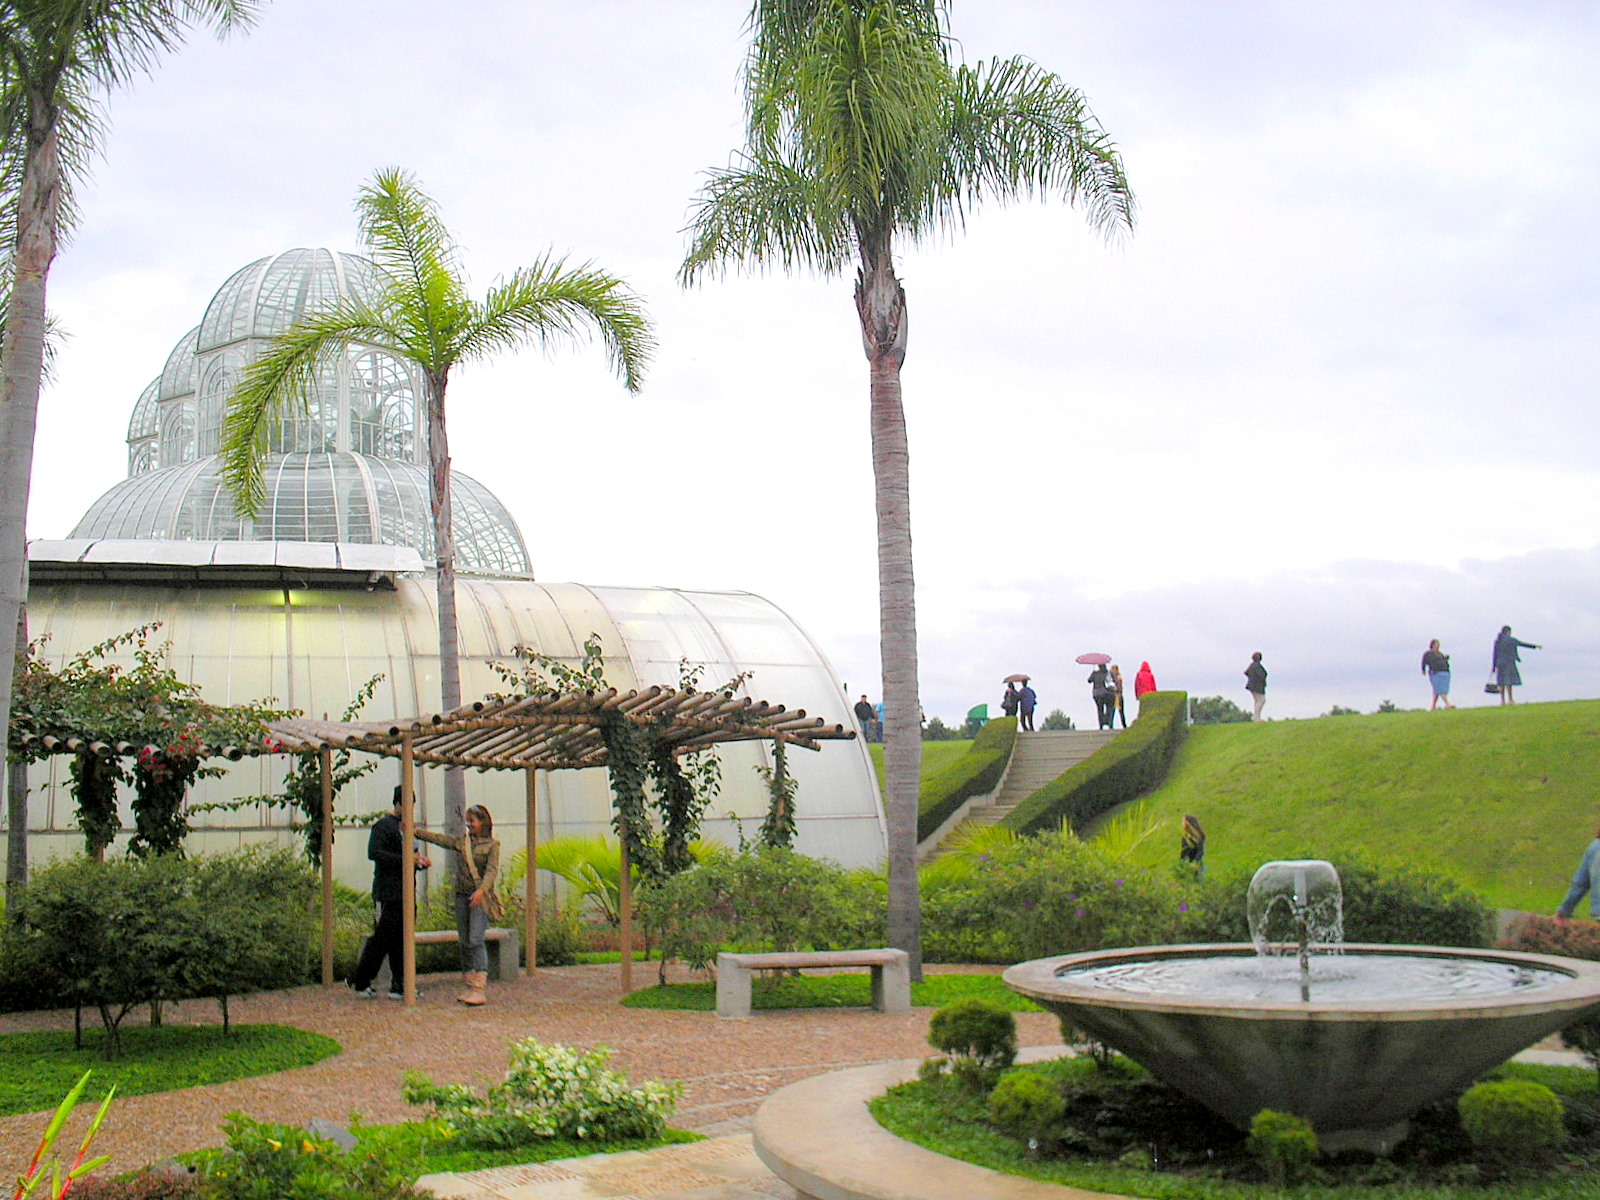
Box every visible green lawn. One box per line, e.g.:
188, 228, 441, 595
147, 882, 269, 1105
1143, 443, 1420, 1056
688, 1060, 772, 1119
869, 738, 974, 796
0, 1024, 340, 1116
1122, 700, 1600, 912
622, 969, 1041, 1012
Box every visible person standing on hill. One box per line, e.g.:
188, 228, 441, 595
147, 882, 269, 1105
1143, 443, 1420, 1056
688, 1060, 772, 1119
1555, 821, 1600, 923
1018, 681, 1037, 732
1109, 664, 1128, 728
853, 694, 878, 742
1244, 652, 1268, 721
1133, 661, 1157, 712
1421, 639, 1454, 711
1000, 682, 1020, 719
1492, 625, 1541, 706
1088, 664, 1114, 730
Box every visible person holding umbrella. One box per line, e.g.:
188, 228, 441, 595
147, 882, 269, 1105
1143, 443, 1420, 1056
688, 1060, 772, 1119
1018, 679, 1037, 731
1000, 681, 1020, 719
1076, 653, 1113, 729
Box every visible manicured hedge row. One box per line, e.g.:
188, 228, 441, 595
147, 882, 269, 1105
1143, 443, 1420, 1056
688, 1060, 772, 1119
999, 691, 1188, 836
916, 716, 1018, 842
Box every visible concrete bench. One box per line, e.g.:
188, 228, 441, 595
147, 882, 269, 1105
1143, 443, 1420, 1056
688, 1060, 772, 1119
376, 927, 521, 988
716, 948, 910, 1019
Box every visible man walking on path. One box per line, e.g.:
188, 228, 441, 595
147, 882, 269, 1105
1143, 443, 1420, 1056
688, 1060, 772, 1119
1244, 652, 1268, 722
348, 787, 431, 999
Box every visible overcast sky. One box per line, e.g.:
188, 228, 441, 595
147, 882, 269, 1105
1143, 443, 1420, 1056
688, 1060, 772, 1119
26, 0, 1600, 726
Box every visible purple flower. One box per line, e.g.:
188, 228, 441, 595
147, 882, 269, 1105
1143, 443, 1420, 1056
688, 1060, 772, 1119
1178, 903, 1189, 913
1116, 878, 1124, 886
1023, 899, 1035, 910
1075, 908, 1086, 919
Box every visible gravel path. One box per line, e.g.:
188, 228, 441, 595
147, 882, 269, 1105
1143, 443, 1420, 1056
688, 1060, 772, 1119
0, 964, 1062, 1171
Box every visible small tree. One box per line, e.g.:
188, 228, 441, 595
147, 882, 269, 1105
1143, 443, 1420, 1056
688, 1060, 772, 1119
1188, 696, 1251, 725
1040, 708, 1075, 731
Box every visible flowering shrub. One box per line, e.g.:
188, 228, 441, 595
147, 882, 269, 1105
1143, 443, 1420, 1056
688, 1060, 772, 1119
403, 1039, 681, 1148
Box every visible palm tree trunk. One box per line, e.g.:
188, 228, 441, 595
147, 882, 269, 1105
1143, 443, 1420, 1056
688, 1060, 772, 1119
425, 373, 466, 838
857, 234, 922, 979
0, 108, 63, 867
6, 598, 29, 921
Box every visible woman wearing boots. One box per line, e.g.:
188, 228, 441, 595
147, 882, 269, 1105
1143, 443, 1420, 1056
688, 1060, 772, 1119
417, 805, 502, 1006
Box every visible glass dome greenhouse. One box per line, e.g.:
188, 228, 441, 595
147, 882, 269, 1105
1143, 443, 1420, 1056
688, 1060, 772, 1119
22, 247, 886, 882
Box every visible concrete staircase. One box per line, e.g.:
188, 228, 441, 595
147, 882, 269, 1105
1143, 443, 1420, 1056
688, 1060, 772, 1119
955, 728, 1119, 833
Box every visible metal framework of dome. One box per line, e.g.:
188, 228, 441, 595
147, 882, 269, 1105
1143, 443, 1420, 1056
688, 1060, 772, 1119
84, 247, 531, 574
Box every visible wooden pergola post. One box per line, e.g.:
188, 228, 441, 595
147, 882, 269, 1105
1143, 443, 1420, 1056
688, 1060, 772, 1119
319, 746, 334, 987
618, 826, 632, 993
524, 766, 538, 975
400, 734, 417, 1005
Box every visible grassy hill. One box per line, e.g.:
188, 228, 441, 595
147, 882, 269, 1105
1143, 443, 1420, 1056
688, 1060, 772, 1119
1121, 699, 1600, 913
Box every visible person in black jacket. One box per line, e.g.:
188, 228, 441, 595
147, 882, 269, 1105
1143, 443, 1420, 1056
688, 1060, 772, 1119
1244, 652, 1268, 721
348, 787, 431, 1000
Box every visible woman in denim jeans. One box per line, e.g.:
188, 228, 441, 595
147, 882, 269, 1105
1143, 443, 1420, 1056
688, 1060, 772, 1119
417, 804, 501, 1005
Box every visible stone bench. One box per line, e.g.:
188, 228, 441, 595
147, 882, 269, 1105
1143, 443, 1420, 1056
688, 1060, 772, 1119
716, 948, 911, 1019
376, 927, 521, 988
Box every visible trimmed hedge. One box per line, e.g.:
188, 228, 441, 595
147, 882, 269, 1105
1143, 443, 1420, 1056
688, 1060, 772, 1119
917, 716, 1017, 842
999, 692, 1187, 836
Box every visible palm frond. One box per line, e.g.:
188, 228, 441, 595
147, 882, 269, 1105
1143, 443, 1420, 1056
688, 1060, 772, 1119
940, 57, 1136, 242
219, 300, 399, 516
680, 153, 852, 282
35, 1, 259, 94
459, 257, 655, 393
356, 167, 470, 361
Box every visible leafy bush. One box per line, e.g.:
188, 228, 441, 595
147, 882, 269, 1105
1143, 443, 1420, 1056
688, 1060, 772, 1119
1001, 692, 1187, 836
14, 850, 316, 1053
1183, 853, 1493, 948
638, 848, 877, 970
201, 1114, 424, 1200
1247, 1109, 1319, 1184
988, 1070, 1064, 1150
1498, 912, 1600, 961
1189, 695, 1251, 724
403, 1039, 680, 1148
917, 717, 1016, 841
922, 828, 1190, 963
1457, 1080, 1566, 1163
925, 998, 1016, 1089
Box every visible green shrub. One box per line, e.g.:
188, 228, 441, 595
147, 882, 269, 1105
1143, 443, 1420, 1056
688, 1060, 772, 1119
1458, 1079, 1566, 1162
1000, 692, 1186, 836
1246, 1109, 1319, 1184
202, 1114, 424, 1200
403, 1038, 680, 1148
1499, 912, 1600, 961
638, 848, 877, 969
988, 1070, 1063, 1150
917, 717, 1016, 841
922, 828, 1189, 963
15, 849, 316, 1055
1183, 853, 1493, 948
928, 998, 1017, 1072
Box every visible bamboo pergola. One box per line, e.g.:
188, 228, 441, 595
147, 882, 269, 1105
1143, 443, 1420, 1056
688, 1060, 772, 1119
260, 686, 855, 1001
18, 687, 854, 1002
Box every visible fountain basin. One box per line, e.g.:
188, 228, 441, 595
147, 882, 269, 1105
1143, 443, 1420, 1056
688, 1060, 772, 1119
1005, 943, 1600, 1153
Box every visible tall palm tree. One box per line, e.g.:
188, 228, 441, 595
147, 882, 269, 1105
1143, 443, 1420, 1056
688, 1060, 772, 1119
0, 0, 258, 897
680, 0, 1134, 975
222, 167, 653, 833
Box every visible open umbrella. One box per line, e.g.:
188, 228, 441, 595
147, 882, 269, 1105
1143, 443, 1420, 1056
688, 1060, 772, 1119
1002, 673, 1030, 683
1075, 652, 1112, 665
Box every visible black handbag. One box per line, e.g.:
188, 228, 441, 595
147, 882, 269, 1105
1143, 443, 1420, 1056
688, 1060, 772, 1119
1484, 678, 1500, 694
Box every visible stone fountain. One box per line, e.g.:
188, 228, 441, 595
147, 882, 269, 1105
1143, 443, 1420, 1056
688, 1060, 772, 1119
1003, 859, 1600, 1153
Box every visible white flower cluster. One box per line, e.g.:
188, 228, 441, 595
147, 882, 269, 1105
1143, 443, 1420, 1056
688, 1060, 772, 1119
405, 1038, 682, 1147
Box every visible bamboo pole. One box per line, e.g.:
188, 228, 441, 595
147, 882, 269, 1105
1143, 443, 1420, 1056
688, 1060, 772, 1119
618, 827, 632, 994
524, 766, 538, 977
319, 745, 334, 988
400, 735, 417, 1006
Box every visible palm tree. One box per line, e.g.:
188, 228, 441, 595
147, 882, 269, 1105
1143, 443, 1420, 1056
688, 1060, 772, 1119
0, 1, 258, 898
680, 0, 1134, 975
221, 168, 654, 833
